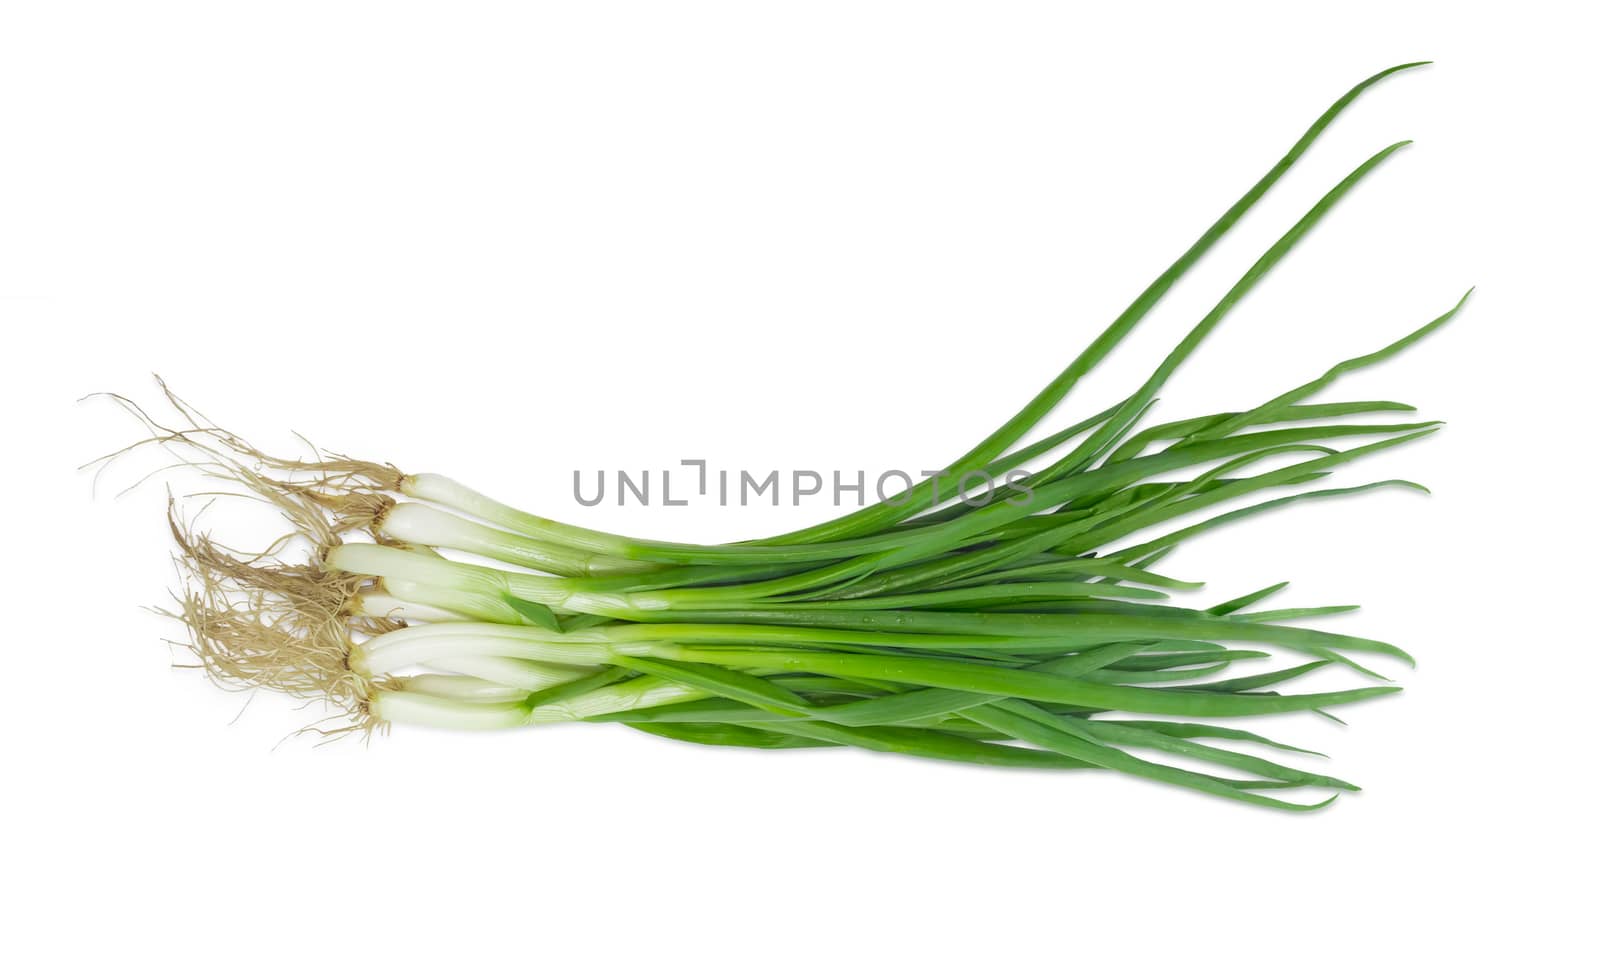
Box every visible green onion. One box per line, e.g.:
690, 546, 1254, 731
104, 62, 1466, 810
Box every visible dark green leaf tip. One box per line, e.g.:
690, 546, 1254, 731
502, 593, 562, 632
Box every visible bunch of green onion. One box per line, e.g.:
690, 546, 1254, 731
117, 63, 1466, 810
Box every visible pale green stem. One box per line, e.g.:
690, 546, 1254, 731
393, 674, 530, 703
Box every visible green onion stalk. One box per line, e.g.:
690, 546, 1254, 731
109, 63, 1467, 810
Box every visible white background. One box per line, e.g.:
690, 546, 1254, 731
4, 2, 1596, 963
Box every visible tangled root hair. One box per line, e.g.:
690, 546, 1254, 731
95, 379, 410, 736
